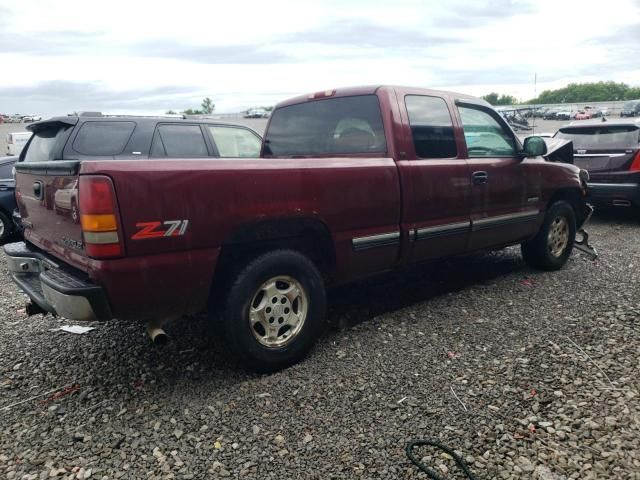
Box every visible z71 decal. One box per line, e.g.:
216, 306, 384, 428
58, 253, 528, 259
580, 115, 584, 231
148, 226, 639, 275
132, 220, 189, 240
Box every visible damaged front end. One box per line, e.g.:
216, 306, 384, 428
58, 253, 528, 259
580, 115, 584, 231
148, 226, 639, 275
541, 137, 598, 260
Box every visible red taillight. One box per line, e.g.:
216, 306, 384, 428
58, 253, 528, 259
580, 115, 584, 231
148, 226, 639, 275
629, 151, 640, 172
79, 175, 123, 258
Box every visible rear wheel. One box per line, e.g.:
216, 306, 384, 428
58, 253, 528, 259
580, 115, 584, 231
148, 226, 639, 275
521, 200, 576, 271
218, 249, 326, 372
0, 211, 12, 243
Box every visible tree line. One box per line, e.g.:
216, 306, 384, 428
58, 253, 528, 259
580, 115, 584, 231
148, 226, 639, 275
483, 81, 640, 106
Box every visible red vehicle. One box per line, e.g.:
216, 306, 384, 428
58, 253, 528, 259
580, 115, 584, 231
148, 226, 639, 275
5, 86, 594, 371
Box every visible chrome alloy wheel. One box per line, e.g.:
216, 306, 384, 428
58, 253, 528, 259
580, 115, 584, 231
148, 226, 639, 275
548, 216, 569, 258
249, 276, 308, 348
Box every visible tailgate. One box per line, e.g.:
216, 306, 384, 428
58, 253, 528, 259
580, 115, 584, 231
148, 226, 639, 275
13, 119, 88, 270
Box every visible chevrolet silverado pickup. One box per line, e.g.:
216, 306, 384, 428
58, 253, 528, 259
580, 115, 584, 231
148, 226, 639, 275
4, 86, 593, 372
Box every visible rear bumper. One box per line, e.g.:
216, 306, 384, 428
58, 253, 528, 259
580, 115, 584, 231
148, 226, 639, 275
586, 182, 640, 207
3, 242, 112, 321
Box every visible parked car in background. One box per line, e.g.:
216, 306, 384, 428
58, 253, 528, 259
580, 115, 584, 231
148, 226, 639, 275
22, 114, 42, 123
244, 108, 270, 118
555, 110, 573, 121
6, 132, 32, 156
621, 100, 640, 117
0, 156, 17, 243
4, 86, 593, 372
591, 108, 608, 118
555, 118, 640, 211
543, 108, 563, 120
531, 107, 548, 118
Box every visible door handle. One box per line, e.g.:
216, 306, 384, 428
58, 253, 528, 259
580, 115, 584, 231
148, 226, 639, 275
472, 171, 488, 185
33, 181, 43, 199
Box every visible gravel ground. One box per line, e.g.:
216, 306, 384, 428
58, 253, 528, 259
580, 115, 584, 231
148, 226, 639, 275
1, 211, 639, 479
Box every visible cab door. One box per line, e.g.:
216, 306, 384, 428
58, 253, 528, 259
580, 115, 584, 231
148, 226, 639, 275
455, 102, 540, 251
396, 92, 472, 263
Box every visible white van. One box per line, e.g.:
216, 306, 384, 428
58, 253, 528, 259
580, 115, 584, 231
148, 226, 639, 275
6, 132, 32, 156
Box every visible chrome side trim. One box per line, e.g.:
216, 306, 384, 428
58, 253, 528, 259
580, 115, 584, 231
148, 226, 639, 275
352, 231, 400, 251
575, 153, 627, 158
472, 210, 539, 231
587, 182, 640, 189
415, 221, 471, 241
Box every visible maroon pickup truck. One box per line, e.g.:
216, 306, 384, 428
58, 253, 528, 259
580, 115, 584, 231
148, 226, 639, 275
4, 86, 593, 372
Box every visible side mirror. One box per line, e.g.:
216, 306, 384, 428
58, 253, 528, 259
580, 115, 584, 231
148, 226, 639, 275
522, 136, 547, 157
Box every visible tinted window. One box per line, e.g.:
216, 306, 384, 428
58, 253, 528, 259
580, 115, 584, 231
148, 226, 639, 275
265, 95, 386, 156
458, 106, 516, 157
24, 125, 70, 162
209, 126, 261, 157
0, 161, 14, 179
73, 121, 135, 156
157, 125, 208, 157
556, 126, 639, 150
405, 95, 457, 158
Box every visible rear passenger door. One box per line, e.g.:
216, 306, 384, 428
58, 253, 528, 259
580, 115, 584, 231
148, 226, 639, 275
206, 125, 262, 158
150, 124, 213, 158
396, 93, 472, 263
456, 103, 539, 251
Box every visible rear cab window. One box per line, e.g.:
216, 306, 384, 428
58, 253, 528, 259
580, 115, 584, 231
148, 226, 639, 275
264, 95, 386, 156
72, 121, 136, 156
458, 105, 517, 157
405, 95, 457, 158
208, 126, 261, 158
555, 126, 640, 150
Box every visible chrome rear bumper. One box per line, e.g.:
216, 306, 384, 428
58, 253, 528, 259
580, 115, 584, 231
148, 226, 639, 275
3, 242, 112, 321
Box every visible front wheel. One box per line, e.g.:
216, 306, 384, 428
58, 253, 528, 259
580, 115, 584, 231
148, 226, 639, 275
0, 211, 12, 243
218, 249, 326, 373
521, 200, 576, 271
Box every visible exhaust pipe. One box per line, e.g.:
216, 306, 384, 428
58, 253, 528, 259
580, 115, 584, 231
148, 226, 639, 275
146, 317, 177, 345
613, 199, 631, 207
146, 324, 169, 345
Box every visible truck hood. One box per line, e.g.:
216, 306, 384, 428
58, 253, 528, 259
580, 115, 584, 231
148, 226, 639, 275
542, 138, 573, 164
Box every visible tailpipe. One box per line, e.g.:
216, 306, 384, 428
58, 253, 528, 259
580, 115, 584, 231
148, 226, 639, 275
147, 325, 169, 345
146, 317, 176, 345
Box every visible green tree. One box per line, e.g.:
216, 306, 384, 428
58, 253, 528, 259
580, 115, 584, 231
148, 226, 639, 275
201, 97, 215, 114
183, 108, 203, 115
482, 92, 517, 105
528, 81, 637, 104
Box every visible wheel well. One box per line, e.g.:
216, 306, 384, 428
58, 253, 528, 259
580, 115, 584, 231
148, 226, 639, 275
547, 188, 584, 223
209, 218, 335, 310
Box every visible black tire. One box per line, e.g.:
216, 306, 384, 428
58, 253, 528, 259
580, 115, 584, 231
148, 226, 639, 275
219, 249, 326, 373
521, 200, 576, 271
0, 211, 12, 244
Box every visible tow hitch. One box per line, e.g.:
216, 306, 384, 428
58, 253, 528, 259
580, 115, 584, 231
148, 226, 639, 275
575, 229, 597, 260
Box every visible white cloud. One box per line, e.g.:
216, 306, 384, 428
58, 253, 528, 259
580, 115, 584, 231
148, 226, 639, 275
0, 0, 638, 116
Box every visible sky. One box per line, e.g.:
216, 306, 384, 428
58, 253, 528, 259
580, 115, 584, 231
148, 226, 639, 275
0, 0, 638, 116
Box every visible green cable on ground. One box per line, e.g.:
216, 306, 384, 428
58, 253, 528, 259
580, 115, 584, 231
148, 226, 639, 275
406, 439, 480, 480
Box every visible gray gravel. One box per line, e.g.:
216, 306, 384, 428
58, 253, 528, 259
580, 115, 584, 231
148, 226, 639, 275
1, 210, 639, 479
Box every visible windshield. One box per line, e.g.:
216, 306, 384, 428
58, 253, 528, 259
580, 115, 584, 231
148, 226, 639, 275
555, 125, 639, 150
623, 101, 639, 110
